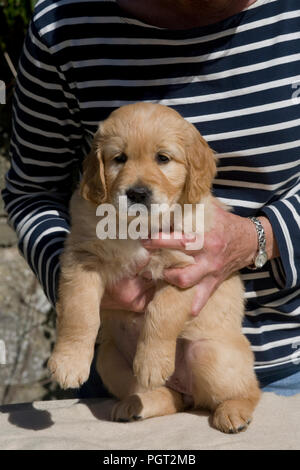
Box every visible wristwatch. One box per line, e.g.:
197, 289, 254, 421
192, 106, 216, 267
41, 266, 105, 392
248, 216, 268, 269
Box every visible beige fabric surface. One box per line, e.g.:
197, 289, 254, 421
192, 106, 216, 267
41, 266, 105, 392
0, 392, 299, 450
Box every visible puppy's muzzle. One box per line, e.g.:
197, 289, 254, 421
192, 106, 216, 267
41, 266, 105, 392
126, 185, 152, 206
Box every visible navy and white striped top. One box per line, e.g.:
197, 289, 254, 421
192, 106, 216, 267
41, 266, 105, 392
2, 0, 300, 381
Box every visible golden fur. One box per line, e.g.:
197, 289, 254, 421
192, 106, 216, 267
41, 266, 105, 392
48, 103, 260, 433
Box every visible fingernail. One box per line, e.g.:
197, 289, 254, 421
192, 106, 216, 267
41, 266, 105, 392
141, 239, 151, 246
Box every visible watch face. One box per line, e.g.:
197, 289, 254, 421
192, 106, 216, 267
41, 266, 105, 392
255, 252, 268, 268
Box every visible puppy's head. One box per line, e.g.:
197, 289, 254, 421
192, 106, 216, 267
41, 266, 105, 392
80, 103, 216, 209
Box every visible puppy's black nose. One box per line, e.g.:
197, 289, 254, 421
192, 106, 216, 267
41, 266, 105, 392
126, 186, 152, 205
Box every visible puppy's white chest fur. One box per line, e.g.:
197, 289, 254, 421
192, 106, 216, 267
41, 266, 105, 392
95, 237, 194, 285
100, 238, 149, 285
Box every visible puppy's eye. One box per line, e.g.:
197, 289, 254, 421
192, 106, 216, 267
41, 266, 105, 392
114, 153, 127, 164
156, 154, 170, 164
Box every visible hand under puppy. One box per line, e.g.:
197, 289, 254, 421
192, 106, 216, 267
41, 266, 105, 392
142, 205, 279, 315
101, 204, 279, 315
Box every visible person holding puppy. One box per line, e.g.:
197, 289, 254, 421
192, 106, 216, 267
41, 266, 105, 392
2, 0, 300, 396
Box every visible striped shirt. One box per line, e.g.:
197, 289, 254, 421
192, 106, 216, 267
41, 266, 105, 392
2, 0, 300, 382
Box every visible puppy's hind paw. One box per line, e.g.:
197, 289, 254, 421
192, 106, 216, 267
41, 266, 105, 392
212, 399, 254, 434
111, 395, 144, 422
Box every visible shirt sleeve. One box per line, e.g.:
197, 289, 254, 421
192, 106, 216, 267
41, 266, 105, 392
261, 187, 300, 290
1, 20, 85, 307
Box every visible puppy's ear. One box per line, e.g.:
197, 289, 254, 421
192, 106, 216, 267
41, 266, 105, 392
80, 132, 107, 205
184, 124, 217, 203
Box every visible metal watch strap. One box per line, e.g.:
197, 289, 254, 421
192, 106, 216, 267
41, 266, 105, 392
248, 216, 267, 269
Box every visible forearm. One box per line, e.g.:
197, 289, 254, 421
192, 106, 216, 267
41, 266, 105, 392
2, 188, 70, 306
261, 194, 300, 289
1, 18, 86, 305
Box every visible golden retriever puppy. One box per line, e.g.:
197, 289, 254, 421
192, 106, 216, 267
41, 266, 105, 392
48, 102, 260, 433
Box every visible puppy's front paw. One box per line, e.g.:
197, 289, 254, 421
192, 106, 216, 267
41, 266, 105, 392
133, 341, 176, 389
48, 351, 91, 389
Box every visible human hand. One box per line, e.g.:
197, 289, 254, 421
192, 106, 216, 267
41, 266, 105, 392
142, 205, 277, 315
